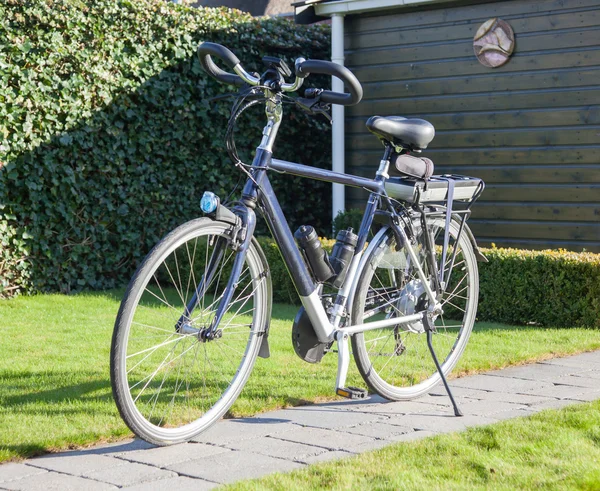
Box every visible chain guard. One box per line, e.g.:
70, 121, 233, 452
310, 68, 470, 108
292, 306, 329, 364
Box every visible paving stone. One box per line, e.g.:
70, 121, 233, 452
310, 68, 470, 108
453, 374, 552, 394
190, 419, 298, 445
454, 400, 529, 417
341, 399, 445, 415
122, 476, 217, 491
529, 398, 586, 411
0, 464, 46, 484
299, 395, 389, 412
115, 442, 228, 468
413, 393, 457, 407
251, 407, 385, 429
386, 429, 438, 443
343, 438, 399, 453
429, 386, 555, 405
562, 351, 600, 364
301, 450, 355, 465
526, 384, 600, 400
167, 450, 304, 484
347, 430, 438, 453
272, 426, 377, 452
386, 413, 497, 433
485, 363, 587, 381
340, 421, 414, 440
428, 386, 490, 399
75, 439, 155, 457
487, 409, 537, 421
565, 390, 600, 402
540, 357, 600, 370
225, 436, 328, 462
0, 473, 116, 491
550, 375, 600, 388
27, 454, 125, 475
83, 462, 176, 487
572, 370, 600, 380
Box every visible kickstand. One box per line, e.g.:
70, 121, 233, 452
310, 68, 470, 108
424, 315, 463, 417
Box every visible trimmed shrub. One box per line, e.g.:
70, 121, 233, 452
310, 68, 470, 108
256, 236, 335, 304
478, 247, 600, 328
0, 0, 331, 295
332, 208, 363, 235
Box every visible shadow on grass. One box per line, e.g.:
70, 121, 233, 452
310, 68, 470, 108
1, 371, 113, 408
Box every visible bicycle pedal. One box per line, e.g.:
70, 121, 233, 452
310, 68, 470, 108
336, 386, 369, 400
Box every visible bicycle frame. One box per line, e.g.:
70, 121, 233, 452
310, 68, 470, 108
208, 95, 444, 391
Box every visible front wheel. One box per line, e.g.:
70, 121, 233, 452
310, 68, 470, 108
110, 218, 269, 445
351, 217, 478, 400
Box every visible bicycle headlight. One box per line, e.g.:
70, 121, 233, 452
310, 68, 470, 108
200, 191, 219, 214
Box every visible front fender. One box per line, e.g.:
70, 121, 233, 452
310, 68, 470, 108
252, 237, 273, 358
210, 202, 273, 357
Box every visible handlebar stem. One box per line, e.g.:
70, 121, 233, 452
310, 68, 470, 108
259, 91, 283, 152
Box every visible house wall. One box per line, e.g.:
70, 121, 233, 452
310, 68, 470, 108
344, 0, 600, 251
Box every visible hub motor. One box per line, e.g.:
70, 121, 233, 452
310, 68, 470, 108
397, 279, 428, 333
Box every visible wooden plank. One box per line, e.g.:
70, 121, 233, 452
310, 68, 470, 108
472, 203, 600, 221
348, 127, 600, 150
349, 50, 600, 84
346, 0, 600, 34
348, 147, 600, 167
347, 13, 600, 55
347, 87, 600, 116
358, 68, 600, 101
347, 106, 600, 132
347, 165, 600, 184
478, 184, 600, 202
428, 165, 600, 184
466, 219, 600, 241
347, 190, 600, 215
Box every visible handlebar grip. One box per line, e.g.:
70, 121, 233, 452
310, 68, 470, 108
295, 59, 363, 106
198, 42, 245, 87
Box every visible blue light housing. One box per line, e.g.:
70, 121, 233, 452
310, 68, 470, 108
200, 191, 219, 214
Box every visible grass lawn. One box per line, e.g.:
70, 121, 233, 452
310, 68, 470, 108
1, 291, 600, 462
226, 400, 600, 490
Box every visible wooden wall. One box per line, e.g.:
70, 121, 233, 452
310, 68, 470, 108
344, 0, 600, 251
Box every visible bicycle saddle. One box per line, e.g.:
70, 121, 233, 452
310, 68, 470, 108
366, 116, 435, 151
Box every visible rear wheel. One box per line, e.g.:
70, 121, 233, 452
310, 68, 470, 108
351, 217, 478, 400
110, 218, 269, 445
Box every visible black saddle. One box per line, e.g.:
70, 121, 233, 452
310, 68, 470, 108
366, 116, 435, 152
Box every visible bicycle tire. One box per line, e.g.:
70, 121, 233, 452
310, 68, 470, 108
110, 218, 269, 445
351, 216, 478, 400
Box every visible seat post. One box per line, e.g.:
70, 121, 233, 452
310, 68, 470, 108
376, 144, 394, 181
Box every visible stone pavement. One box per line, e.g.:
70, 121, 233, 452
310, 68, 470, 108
2, 350, 600, 490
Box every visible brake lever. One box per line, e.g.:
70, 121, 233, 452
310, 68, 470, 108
295, 96, 332, 123
312, 103, 332, 123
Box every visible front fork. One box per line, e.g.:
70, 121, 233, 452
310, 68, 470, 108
177, 207, 257, 339
206, 207, 257, 338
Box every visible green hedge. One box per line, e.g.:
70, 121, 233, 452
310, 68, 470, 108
0, 0, 331, 296
478, 247, 600, 328
256, 238, 600, 328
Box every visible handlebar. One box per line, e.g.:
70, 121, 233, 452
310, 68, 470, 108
197, 42, 363, 106
295, 59, 363, 106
